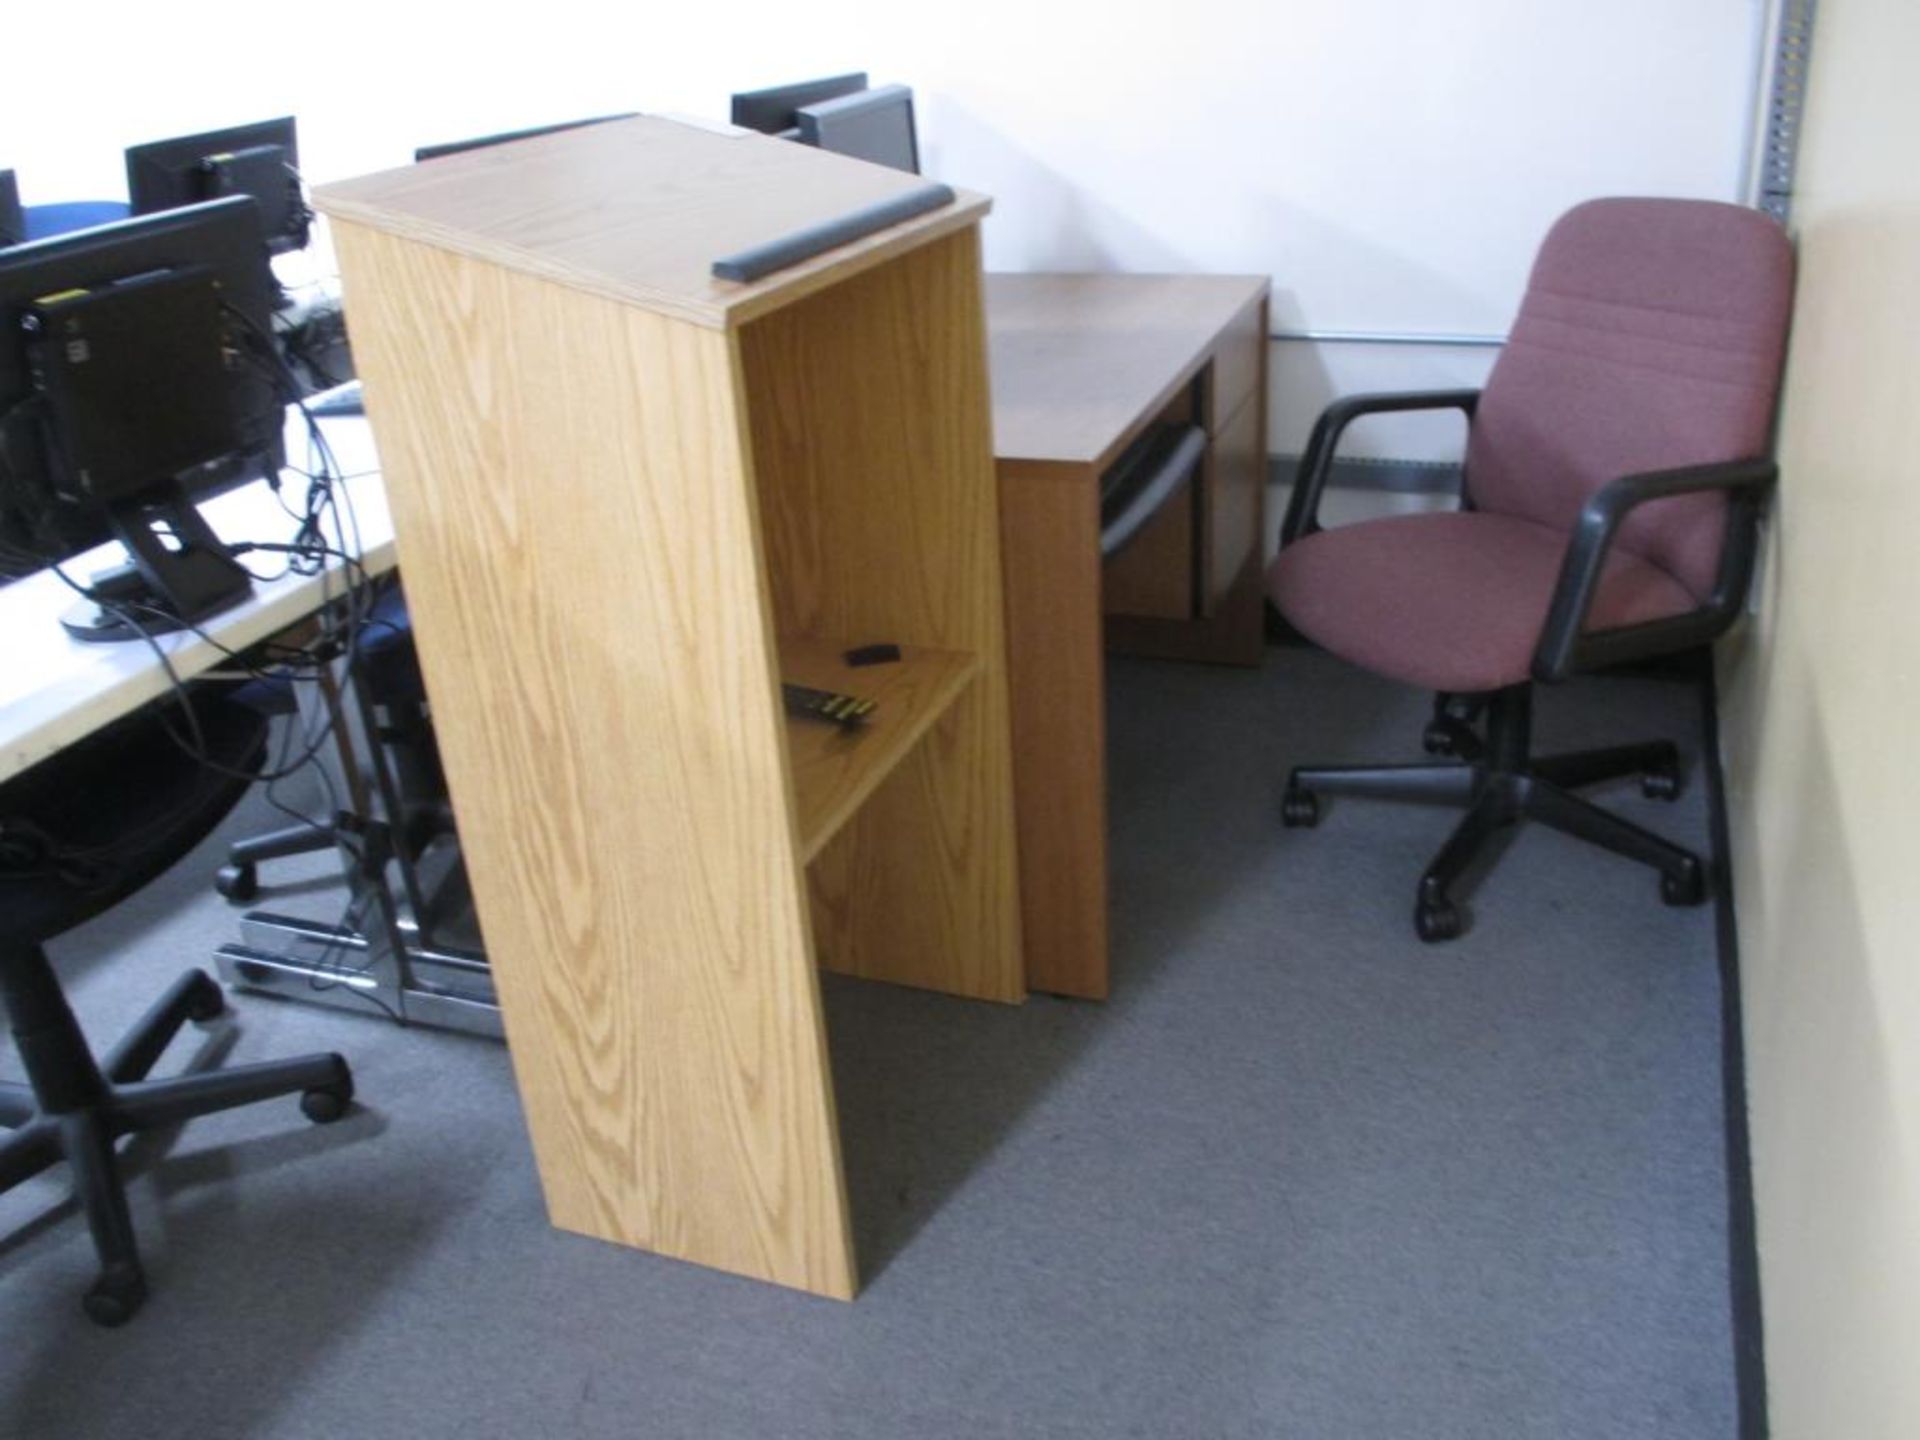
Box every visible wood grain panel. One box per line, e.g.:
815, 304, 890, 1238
737, 228, 1024, 1004
1205, 393, 1266, 617
778, 637, 979, 864
1204, 294, 1269, 436
1102, 384, 1202, 622
985, 276, 1273, 998
316, 116, 990, 332
1102, 475, 1196, 620
1106, 548, 1269, 667
996, 462, 1110, 999
987, 273, 1270, 468
1107, 297, 1269, 668
805, 703, 1007, 997
330, 219, 857, 1298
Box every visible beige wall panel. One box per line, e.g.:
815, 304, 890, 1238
1717, 2, 1920, 1431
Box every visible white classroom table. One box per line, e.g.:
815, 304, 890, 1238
0, 412, 390, 782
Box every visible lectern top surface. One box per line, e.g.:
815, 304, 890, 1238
313, 114, 989, 330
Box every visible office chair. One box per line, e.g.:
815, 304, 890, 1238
1, 695, 354, 1325
215, 582, 445, 902
22, 201, 133, 241
216, 579, 443, 898
1269, 198, 1792, 941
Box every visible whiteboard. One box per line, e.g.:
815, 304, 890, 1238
0, 0, 1771, 452
908, 0, 1770, 336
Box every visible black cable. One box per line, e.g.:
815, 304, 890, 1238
10, 297, 402, 988
2, 278, 417, 1027
295, 882, 405, 1024
24, 377, 379, 792
40, 549, 346, 699
221, 301, 384, 716
18, 535, 351, 769
0, 393, 81, 581
254, 697, 344, 856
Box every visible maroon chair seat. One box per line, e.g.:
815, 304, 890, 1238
1268, 197, 1793, 942
1270, 511, 1698, 694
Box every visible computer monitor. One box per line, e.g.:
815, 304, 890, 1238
730, 73, 869, 138
0, 197, 285, 637
0, 170, 22, 249
125, 118, 310, 256
414, 113, 640, 163
796, 85, 920, 175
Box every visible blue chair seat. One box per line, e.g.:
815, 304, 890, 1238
23, 201, 132, 242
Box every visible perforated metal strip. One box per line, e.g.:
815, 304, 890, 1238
1757, 0, 1818, 223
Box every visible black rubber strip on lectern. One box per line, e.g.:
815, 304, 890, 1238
711, 183, 958, 283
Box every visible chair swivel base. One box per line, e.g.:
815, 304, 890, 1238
0, 955, 354, 1326
215, 818, 339, 903
1280, 684, 1706, 942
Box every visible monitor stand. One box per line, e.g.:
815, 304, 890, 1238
61, 487, 252, 643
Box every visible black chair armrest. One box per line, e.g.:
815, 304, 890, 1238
1279, 389, 1481, 545
1532, 458, 1777, 683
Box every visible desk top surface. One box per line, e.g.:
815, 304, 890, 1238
0, 414, 390, 783
986, 273, 1268, 469
315, 115, 991, 332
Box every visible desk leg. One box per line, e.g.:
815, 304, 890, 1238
998, 463, 1109, 1000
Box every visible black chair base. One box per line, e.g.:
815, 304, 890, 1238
1, 950, 353, 1325
215, 801, 454, 904
1282, 684, 1706, 942
215, 819, 337, 902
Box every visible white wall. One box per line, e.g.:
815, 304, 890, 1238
0, 1, 1767, 455
1717, 0, 1920, 1433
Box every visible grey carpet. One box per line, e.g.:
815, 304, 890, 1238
0, 648, 1735, 1439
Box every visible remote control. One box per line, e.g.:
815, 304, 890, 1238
782, 682, 875, 727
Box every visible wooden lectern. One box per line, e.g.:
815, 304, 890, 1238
314, 117, 1023, 1299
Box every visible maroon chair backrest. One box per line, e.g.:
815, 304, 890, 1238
1465, 198, 1794, 600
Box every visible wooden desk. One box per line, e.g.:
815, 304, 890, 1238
317, 117, 1023, 1301
988, 274, 1270, 999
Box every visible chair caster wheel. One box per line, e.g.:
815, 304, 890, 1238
83, 1268, 147, 1327
1422, 720, 1457, 756
214, 863, 258, 903
183, 971, 227, 1023
301, 1061, 355, 1124
1415, 900, 1464, 943
1280, 786, 1320, 828
1661, 864, 1706, 907
1641, 766, 1682, 801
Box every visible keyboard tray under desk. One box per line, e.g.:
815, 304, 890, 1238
1103, 379, 1209, 622
1099, 422, 1208, 561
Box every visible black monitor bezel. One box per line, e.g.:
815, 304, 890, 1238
730, 73, 869, 137
125, 117, 306, 255
795, 85, 920, 175
0, 197, 285, 577
0, 170, 22, 249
